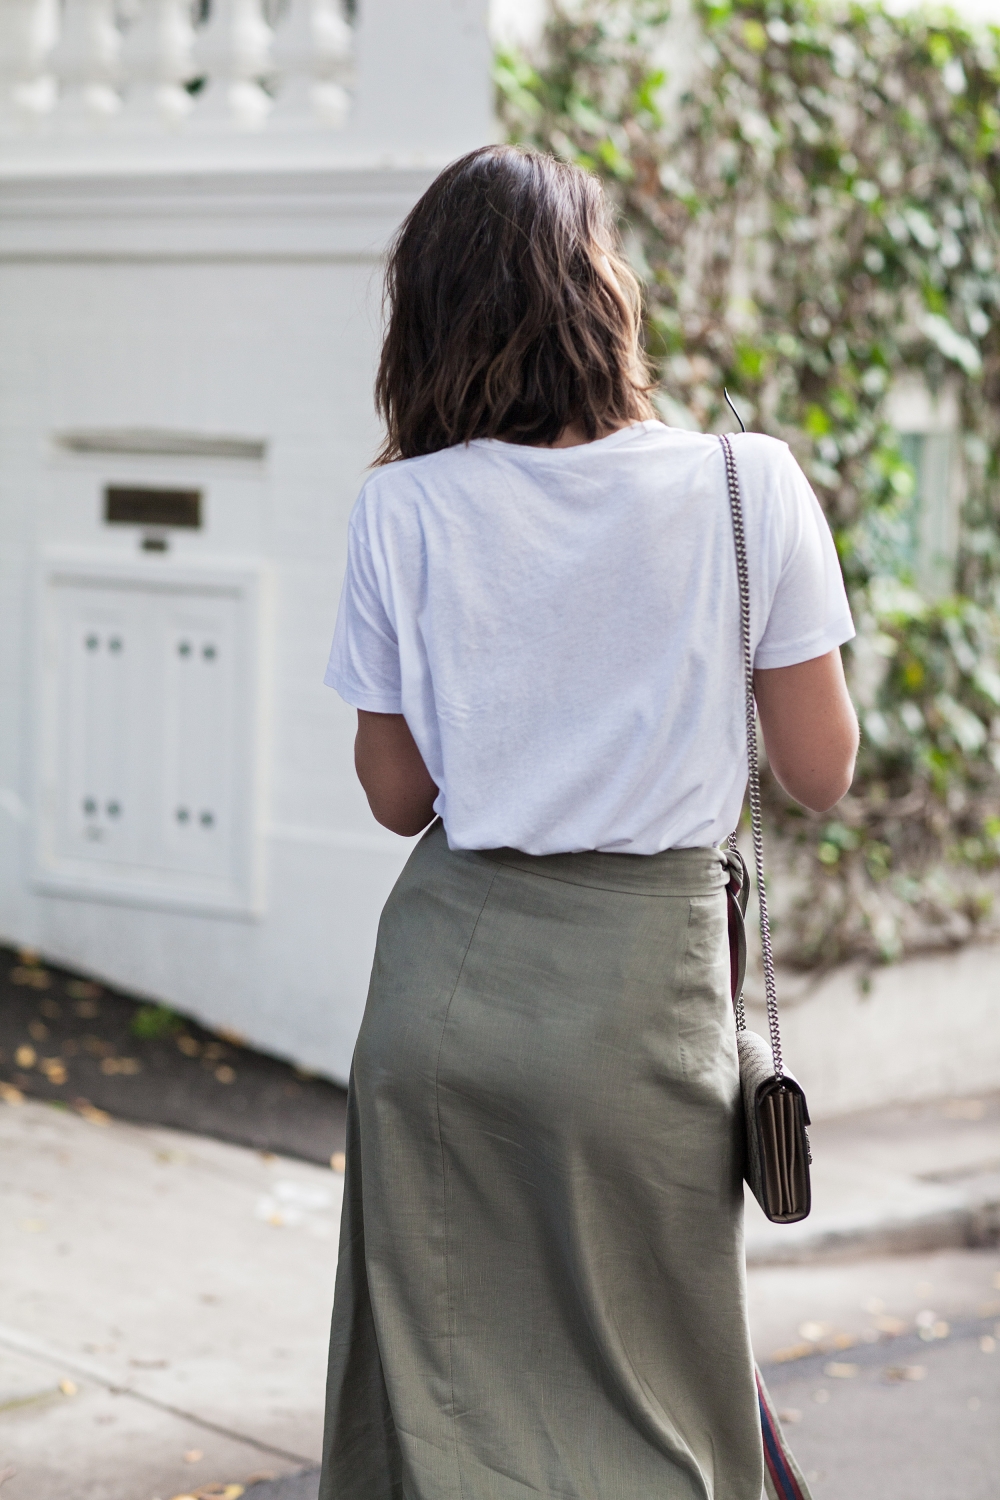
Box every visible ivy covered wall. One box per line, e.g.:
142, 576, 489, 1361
498, 0, 1000, 969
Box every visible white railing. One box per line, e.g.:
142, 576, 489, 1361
0, 0, 354, 137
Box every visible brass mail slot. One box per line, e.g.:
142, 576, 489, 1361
104, 486, 202, 529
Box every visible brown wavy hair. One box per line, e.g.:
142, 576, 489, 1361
373, 145, 655, 463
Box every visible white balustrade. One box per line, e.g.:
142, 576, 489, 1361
48, 0, 122, 123
192, 0, 273, 129
0, 0, 356, 141
270, 0, 352, 127
117, 0, 197, 127
0, 0, 60, 123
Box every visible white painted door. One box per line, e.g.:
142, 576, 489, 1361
36, 557, 265, 916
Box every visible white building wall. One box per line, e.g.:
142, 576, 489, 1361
0, 0, 493, 1083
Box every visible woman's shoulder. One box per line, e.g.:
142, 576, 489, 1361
726, 429, 794, 470
357, 443, 481, 508
350, 446, 464, 535
725, 431, 816, 513
643, 422, 793, 470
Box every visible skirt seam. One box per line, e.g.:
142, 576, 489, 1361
678, 897, 696, 1082
432, 862, 502, 1500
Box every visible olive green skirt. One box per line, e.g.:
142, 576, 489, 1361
319, 820, 763, 1500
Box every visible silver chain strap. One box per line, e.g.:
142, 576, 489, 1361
719, 432, 784, 1081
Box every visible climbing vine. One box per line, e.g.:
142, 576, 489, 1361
498, 0, 1000, 967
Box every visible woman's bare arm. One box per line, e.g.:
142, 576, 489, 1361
753, 649, 859, 813
355, 710, 438, 836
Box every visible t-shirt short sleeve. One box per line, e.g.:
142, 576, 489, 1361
753, 444, 855, 671
324, 505, 403, 714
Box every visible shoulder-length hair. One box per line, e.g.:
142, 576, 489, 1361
373, 145, 655, 463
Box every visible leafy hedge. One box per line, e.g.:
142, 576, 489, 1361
498, 0, 1000, 968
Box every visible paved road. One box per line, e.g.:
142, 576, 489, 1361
244, 1248, 1000, 1500
749, 1244, 1000, 1499
1, 1092, 995, 1500
762, 1322, 999, 1499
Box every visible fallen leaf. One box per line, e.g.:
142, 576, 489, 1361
28, 1021, 48, 1042
943, 1098, 984, 1120
66, 980, 101, 1001
177, 1036, 201, 1057
214, 1066, 236, 1085
873, 1314, 907, 1335
771, 1342, 814, 1363
0, 1083, 24, 1106
14, 1046, 36, 1070
74, 1102, 111, 1126
214, 1027, 245, 1047
778, 1408, 801, 1424
11, 967, 51, 989
980, 1335, 995, 1353
330, 1152, 346, 1173
58, 1379, 77, 1396
885, 1364, 926, 1382
40, 1059, 67, 1086
829, 1332, 855, 1351
183, 1450, 203, 1464
915, 1310, 949, 1340
19, 1219, 46, 1233
74, 1000, 99, 1018
100, 1057, 142, 1076
824, 1362, 859, 1379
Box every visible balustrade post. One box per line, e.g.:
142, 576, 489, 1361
117, 0, 197, 127
270, 0, 352, 127
0, 0, 60, 126
191, 0, 274, 130
48, 0, 123, 125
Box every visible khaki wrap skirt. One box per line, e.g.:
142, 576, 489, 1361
319, 820, 764, 1500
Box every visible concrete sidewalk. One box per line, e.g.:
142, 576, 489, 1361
0, 1095, 340, 1500
0, 1087, 998, 1499
745, 1090, 1000, 1266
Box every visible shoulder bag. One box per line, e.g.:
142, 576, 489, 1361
718, 430, 812, 1225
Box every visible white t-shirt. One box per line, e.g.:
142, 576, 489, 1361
326, 420, 854, 854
